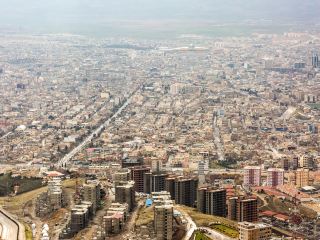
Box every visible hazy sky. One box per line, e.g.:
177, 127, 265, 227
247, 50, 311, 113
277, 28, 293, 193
0, 0, 319, 35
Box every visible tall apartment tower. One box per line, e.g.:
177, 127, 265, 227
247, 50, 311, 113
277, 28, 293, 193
266, 168, 284, 187
47, 177, 63, 211
300, 155, 315, 170
83, 181, 101, 214
114, 168, 130, 186
238, 222, 272, 240
165, 177, 176, 200
130, 166, 151, 193
237, 198, 258, 223
244, 166, 261, 186
281, 157, 289, 171
291, 156, 299, 170
197, 187, 226, 217
154, 204, 173, 240
144, 172, 168, 194
227, 197, 238, 221
115, 181, 136, 211
295, 168, 310, 188
174, 177, 198, 207
150, 173, 168, 193
152, 159, 163, 173
312, 53, 319, 68
198, 160, 207, 185
70, 204, 91, 234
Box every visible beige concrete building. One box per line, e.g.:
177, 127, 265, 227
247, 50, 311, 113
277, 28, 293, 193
295, 168, 310, 188
238, 222, 272, 240
154, 204, 173, 240
115, 181, 135, 211
114, 168, 130, 186
83, 181, 101, 214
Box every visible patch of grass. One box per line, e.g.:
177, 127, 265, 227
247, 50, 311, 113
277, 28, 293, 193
211, 224, 239, 238
0, 186, 48, 212
176, 205, 237, 228
0, 173, 43, 196
308, 103, 320, 110
0, 179, 78, 212
136, 206, 154, 226
295, 112, 311, 120
24, 224, 33, 240
195, 230, 212, 240
209, 160, 224, 169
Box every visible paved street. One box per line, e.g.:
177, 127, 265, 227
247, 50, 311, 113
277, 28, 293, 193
0, 209, 25, 240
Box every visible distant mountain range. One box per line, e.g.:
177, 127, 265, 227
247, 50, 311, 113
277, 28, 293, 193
0, 0, 319, 35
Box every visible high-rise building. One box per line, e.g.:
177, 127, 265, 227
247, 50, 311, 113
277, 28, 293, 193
244, 166, 261, 187
281, 157, 289, 171
173, 177, 198, 207
227, 197, 238, 221
150, 173, 168, 193
295, 168, 310, 188
294, 62, 306, 69
47, 177, 63, 211
83, 181, 101, 214
154, 204, 173, 240
198, 160, 207, 185
36, 179, 63, 218
197, 187, 226, 217
266, 168, 284, 187
152, 159, 163, 173
122, 157, 143, 168
197, 187, 207, 213
291, 156, 299, 170
144, 172, 168, 194
70, 203, 91, 234
238, 222, 272, 240
237, 198, 258, 222
300, 155, 315, 170
114, 168, 130, 186
103, 214, 124, 235
312, 53, 319, 68
144, 172, 152, 194
130, 166, 151, 193
115, 181, 136, 211
103, 203, 128, 235
164, 177, 176, 200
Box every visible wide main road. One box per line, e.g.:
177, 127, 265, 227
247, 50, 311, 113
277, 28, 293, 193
56, 87, 140, 168
213, 115, 225, 161
0, 209, 25, 240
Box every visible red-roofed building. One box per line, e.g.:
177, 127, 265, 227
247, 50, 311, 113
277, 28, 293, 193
261, 210, 277, 218
44, 171, 65, 178
274, 214, 290, 222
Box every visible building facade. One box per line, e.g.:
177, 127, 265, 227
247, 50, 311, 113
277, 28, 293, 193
244, 166, 261, 187
266, 168, 284, 187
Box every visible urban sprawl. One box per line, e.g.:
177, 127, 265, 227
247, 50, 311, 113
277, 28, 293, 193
1, 32, 320, 240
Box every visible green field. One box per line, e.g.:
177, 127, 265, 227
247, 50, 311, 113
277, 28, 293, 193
308, 103, 320, 110
0, 173, 43, 196
211, 224, 239, 238
177, 205, 237, 228
24, 224, 33, 240
195, 231, 212, 240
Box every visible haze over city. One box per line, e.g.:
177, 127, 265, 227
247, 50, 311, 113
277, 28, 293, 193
1, 0, 320, 36
1, 1, 320, 240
